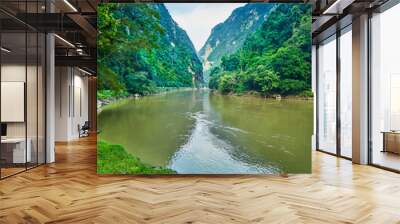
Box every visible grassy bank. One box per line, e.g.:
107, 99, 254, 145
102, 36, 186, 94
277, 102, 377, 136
97, 140, 176, 174
210, 89, 313, 100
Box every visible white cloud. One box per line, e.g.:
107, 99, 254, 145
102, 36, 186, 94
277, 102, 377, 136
165, 3, 246, 52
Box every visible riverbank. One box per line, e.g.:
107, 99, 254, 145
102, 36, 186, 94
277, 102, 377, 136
97, 140, 176, 174
209, 89, 314, 101
98, 88, 313, 113
97, 90, 312, 173
97, 87, 195, 112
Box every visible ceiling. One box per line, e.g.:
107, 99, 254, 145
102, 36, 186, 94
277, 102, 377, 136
0, 0, 391, 74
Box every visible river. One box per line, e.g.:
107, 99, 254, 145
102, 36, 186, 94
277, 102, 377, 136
98, 89, 313, 174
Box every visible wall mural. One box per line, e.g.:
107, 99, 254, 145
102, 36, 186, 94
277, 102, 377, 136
97, 3, 313, 174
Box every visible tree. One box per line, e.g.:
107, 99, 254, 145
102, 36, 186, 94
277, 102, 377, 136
208, 4, 312, 96
253, 66, 279, 95
218, 72, 237, 94
221, 54, 240, 71
97, 4, 164, 95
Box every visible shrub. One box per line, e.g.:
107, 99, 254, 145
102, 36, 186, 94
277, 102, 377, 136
299, 89, 313, 97
97, 89, 128, 100
218, 73, 237, 94
278, 79, 307, 95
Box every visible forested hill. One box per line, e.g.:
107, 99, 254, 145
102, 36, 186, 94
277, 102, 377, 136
98, 3, 203, 97
198, 4, 274, 73
154, 4, 203, 86
208, 4, 312, 97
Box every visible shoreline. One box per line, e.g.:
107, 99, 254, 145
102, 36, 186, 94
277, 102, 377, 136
98, 87, 313, 113
97, 87, 197, 113
209, 89, 314, 101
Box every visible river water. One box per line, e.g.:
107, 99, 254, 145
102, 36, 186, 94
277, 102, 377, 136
98, 89, 313, 174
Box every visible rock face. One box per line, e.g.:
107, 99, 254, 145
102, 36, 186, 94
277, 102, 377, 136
154, 4, 204, 84
198, 3, 274, 76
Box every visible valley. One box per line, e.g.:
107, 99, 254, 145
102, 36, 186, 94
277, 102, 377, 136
97, 3, 313, 174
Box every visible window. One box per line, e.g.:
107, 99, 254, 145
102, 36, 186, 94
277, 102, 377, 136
339, 26, 352, 158
317, 35, 337, 154
370, 3, 400, 171
0, 2, 46, 179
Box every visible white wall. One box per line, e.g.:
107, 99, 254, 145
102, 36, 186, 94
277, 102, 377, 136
1, 65, 42, 137
55, 67, 89, 141
55, 66, 69, 141
1, 63, 46, 164
1, 64, 26, 138
71, 72, 89, 138
1, 82, 25, 122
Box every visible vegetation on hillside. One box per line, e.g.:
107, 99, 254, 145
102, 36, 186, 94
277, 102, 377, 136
198, 4, 274, 73
208, 4, 312, 97
97, 141, 176, 174
96, 3, 312, 175
98, 3, 311, 98
97, 3, 203, 97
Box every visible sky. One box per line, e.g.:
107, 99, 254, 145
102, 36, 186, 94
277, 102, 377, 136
165, 3, 246, 52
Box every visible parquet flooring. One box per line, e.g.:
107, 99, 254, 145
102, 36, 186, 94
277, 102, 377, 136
0, 136, 400, 223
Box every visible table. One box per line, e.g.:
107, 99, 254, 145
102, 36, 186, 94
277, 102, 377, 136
1, 138, 31, 163
382, 131, 400, 154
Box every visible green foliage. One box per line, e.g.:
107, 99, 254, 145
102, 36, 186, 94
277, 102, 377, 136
299, 89, 314, 98
277, 79, 307, 95
198, 4, 274, 67
97, 140, 176, 174
209, 4, 312, 97
208, 67, 221, 90
124, 71, 157, 95
97, 4, 203, 96
97, 65, 127, 95
97, 89, 128, 100
221, 54, 240, 71
218, 72, 238, 94
252, 67, 280, 95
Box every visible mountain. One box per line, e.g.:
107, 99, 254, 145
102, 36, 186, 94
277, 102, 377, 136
153, 4, 203, 86
97, 3, 203, 96
198, 3, 274, 74
208, 4, 312, 96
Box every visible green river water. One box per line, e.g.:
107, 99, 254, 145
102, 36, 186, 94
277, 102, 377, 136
98, 89, 313, 174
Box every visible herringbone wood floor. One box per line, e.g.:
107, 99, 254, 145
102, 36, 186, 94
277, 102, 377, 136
1, 136, 400, 224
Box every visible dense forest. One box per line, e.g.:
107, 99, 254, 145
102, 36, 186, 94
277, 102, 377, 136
208, 4, 312, 97
97, 4, 203, 98
98, 3, 312, 98
198, 3, 274, 80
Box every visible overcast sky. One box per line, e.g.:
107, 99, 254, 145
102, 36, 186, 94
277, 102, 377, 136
165, 3, 246, 52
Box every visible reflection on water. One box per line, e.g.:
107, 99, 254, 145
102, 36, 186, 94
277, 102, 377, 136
98, 89, 313, 174
169, 111, 279, 174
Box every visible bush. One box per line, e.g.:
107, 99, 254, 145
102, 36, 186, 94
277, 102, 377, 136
253, 66, 279, 95
97, 141, 177, 174
218, 73, 237, 94
278, 79, 307, 95
299, 89, 313, 97
124, 71, 157, 95
97, 89, 128, 100
208, 75, 220, 90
